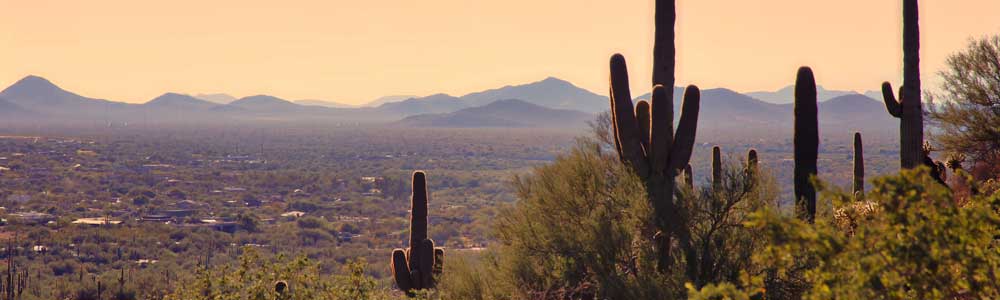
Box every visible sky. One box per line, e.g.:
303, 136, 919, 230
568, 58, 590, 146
1, 0, 999, 104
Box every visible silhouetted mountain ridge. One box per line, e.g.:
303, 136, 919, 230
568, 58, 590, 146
747, 85, 858, 104
0, 75, 896, 130
396, 99, 593, 128
0, 75, 131, 117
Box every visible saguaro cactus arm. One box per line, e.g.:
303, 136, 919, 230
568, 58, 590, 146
636, 101, 652, 152
668, 86, 700, 171
881, 82, 902, 118
649, 85, 674, 173
610, 55, 649, 177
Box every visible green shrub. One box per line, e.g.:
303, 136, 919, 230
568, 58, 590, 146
440, 131, 780, 299
692, 167, 1000, 299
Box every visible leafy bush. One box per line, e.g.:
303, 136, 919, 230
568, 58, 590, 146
440, 129, 780, 299
693, 167, 1000, 299
165, 247, 402, 300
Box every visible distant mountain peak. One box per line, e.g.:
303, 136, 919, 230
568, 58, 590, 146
145, 93, 217, 109
159, 92, 187, 98
396, 98, 593, 128
195, 93, 237, 104
539, 76, 571, 85
224, 95, 305, 112
3, 75, 64, 95
460, 76, 606, 113
237, 95, 288, 103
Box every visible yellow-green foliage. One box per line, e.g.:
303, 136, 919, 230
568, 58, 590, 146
693, 167, 1000, 299
165, 247, 402, 300
493, 138, 673, 299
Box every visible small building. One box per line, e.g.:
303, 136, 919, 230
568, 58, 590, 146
140, 214, 172, 223
281, 211, 306, 218
157, 209, 196, 218
72, 217, 123, 226
9, 212, 55, 225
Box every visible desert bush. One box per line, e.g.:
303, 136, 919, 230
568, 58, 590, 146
440, 128, 780, 299
165, 247, 401, 300
693, 167, 1000, 299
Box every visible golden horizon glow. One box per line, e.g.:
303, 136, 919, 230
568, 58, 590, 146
2, 0, 998, 104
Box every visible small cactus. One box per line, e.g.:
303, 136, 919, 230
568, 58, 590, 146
945, 153, 965, 172
795, 67, 819, 223
712, 146, 722, 189
391, 171, 444, 296
854, 132, 864, 197
746, 149, 759, 184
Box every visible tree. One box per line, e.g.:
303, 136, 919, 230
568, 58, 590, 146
929, 35, 1000, 176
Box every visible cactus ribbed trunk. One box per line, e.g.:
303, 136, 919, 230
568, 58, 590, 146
712, 146, 722, 189
854, 132, 864, 196
794, 67, 819, 223
608, 0, 700, 275
391, 171, 445, 296
882, 0, 923, 169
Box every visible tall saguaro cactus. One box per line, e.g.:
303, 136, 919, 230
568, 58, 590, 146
794, 67, 819, 223
881, 0, 923, 169
608, 0, 700, 273
391, 171, 445, 296
854, 132, 864, 196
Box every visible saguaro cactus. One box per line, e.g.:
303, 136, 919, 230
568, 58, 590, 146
881, 0, 923, 169
794, 67, 819, 223
611, 63, 700, 272
854, 132, 864, 197
608, 0, 700, 275
746, 149, 759, 182
391, 171, 445, 295
712, 146, 722, 189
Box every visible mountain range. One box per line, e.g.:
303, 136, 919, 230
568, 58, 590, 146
0, 75, 894, 131
396, 99, 593, 128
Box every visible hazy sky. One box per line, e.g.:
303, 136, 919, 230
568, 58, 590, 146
2, 0, 998, 104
